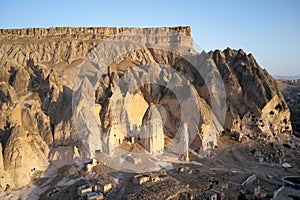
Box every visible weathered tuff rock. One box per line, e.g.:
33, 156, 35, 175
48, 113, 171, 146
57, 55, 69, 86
210, 48, 292, 140
0, 27, 292, 189
12, 67, 30, 96
3, 126, 49, 188
140, 103, 165, 154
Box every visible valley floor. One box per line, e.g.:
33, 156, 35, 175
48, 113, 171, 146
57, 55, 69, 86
1, 135, 300, 200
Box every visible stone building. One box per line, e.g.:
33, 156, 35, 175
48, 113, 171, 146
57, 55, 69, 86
133, 174, 150, 185
97, 181, 112, 193
77, 182, 97, 197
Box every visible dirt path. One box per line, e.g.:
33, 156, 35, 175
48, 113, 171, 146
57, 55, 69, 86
202, 140, 295, 187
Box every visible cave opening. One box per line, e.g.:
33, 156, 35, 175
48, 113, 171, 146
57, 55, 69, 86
275, 104, 282, 112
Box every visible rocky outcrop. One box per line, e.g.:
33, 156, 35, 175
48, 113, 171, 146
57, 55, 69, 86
210, 48, 292, 140
0, 66, 10, 83
140, 103, 165, 154
0, 82, 19, 131
0, 27, 293, 189
0, 82, 18, 107
12, 67, 30, 96
126, 91, 149, 126
3, 126, 49, 188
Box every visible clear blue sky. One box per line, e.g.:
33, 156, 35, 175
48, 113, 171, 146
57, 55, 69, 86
0, 0, 299, 76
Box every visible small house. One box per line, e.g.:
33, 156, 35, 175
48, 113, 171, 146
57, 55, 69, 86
133, 174, 150, 185
150, 174, 160, 182
77, 182, 97, 197
210, 187, 224, 200
207, 173, 221, 186
97, 181, 112, 193
87, 192, 103, 200
204, 190, 218, 200
77, 185, 92, 197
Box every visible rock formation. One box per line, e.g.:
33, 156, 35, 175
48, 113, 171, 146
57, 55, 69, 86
210, 48, 292, 140
179, 122, 189, 161
0, 27, 293, 189
3, 126, 49, 188
140, 103, 165, 154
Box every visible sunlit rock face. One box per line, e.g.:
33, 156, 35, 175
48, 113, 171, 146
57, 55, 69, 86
140, 103, 165, 154
0, 27, 292, 189
210, 48, 292, 140
3, 126, 49, 188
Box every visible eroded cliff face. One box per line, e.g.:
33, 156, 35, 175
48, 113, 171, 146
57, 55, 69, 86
0, 27, 292, 190
210, 48, 292, 140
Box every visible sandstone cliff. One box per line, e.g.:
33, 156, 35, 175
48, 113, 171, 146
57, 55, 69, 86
0, 27, 292, 190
